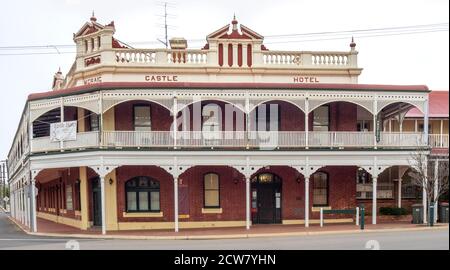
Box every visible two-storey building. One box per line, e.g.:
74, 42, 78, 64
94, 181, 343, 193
7, 15, 439, 234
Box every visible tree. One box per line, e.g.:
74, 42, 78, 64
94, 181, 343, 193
408, 149, 449, 225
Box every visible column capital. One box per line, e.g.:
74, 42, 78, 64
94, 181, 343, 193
30, 169, 41, 179
360, 165, 387, 178
232, 164, 261, 179
291, 165, 322, 178
89, 165, 118, 178
161, 165, 191, 179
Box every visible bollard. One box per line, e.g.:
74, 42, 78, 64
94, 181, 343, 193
429, 204, 435, 227
356, 207, 360, 226
320, 208, 324, 227
360, 205, 365, 230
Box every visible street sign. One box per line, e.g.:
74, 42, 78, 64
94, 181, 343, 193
3, 197, 9, 203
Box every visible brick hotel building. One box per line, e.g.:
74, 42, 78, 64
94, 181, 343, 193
6, 15, 448, 234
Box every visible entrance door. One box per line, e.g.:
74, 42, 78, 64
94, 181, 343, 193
92, 178, 102, 227
252, 173, 282, 224
257, 185, 275, 223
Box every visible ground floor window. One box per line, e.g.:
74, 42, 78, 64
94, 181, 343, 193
125, 176, 160, 212
313, 172, 329, 206
204, 173, 220, 208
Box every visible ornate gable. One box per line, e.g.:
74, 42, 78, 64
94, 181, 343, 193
207, 16, 264, 40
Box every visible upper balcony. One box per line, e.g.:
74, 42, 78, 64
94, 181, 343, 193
27, 95, 438, 155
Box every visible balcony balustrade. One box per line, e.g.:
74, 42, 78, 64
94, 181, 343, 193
29, 131, 435, 153
111, 48, 356, 69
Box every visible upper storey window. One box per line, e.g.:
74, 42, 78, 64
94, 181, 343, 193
133, 105, 151, 131
313, 105, 330, 131
202, 104, 221, 132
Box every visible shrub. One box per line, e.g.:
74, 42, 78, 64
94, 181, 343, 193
379, 207, 409, 216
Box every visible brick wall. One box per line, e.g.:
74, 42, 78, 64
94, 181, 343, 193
115, 165, 358, 222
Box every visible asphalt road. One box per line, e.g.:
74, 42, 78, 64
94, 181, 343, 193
0, 211, 448, 250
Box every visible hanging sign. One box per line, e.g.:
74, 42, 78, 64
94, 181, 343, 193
50, 121, 77, 142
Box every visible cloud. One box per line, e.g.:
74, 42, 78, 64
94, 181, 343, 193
65, 0, 81, 6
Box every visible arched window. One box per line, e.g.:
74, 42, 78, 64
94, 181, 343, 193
204, 173, 220, 208
125, 176, 160, 212
313, 172, 329, 206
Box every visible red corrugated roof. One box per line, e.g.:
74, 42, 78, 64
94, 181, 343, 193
27, 82, 430, 101
406, 91, 449, 118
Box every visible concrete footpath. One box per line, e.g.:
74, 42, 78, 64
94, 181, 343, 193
4, 210, 448, 241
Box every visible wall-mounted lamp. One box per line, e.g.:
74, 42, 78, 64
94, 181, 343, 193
296, 178, 302, 184
233, 179, 239, 185
109, 178, 114, 185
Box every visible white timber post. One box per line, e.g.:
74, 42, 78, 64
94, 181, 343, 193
99, 92, 104, 148
60, 97, 64, 151
373, 97, 378, 149
90, 163, 116, 235
245, 157, 252, 230
246, 176, 251, 230
174, 176, 179, 232
100, 175, 106, 235
397, 178, 402, 208
305, 97, 309, 149
305, 176, 310, 227
173, 94, 178, 149
440, 120, 444, 147
30, 169, 40, 233
245, 92, 250, 149
372, 176, 378, 225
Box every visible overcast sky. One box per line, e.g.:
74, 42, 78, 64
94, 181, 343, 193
0, 0, 448, 160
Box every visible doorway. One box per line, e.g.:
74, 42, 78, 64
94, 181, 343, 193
91, 178, 102, 227
251, 173, 282, 224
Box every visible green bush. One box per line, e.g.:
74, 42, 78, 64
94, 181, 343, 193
379, 207, 409, 216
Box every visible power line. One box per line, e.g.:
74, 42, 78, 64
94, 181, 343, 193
265, 22, 449, 38
0, 23, 447, 56
264, 28, 449, 45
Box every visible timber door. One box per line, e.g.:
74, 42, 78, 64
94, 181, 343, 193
92, 178, 102, 227
252, 173, 282, 224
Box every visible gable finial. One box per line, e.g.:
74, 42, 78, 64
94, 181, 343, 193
90, 10, 97, 22
231, 13, 238, 31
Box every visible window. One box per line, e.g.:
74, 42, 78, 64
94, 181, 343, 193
133, 105, 151, 131
125, 176, 160, 212
313, 105, 330, 131
255, 104, 279, 131
202, 104, 221, 132
66, 184, 73, 211
313, 172, 328, 206
356, 168, 372, 184
88, 113, 99, 131
357, 120, 370, 132
204, 173, 220, 208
